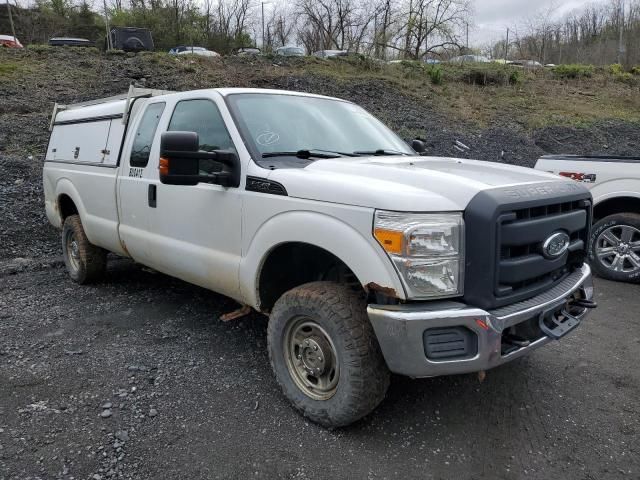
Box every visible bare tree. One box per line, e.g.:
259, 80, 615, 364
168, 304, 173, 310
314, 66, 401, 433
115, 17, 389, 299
389, 0, 469, 59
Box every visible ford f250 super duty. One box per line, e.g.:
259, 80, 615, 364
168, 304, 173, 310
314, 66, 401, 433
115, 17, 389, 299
44, 86, 596, 427
536, 155, 640, 283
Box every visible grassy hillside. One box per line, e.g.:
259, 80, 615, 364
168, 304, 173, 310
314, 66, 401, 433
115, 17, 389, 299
1, 46, 639, 260
1, 47, 640, 159
2, 47, 640, 165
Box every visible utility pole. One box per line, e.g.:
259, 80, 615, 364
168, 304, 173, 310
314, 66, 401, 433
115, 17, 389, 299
466, 22, 469, 51
617, 0, 625, 65
6, 0, 17, 43
374, 12, 378, 58
103, 0, 111, 50
558, 27, 563, 64
504, 28, 509, 61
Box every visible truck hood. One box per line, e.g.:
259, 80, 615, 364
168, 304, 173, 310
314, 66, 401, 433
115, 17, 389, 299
268, 156, 571, 211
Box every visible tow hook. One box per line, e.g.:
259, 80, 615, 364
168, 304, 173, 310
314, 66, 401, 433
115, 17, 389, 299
569, 298, 598, 309
502, 334, 531, 348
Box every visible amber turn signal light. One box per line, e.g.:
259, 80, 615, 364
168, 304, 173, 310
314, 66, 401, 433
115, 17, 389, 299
159, 157, 169, 176
374, 229, 403, 255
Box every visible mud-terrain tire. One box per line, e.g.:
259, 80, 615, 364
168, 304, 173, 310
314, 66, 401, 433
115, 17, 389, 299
588, 213, 640, 283
61, 214, 107, 284
267, 281, 390, 428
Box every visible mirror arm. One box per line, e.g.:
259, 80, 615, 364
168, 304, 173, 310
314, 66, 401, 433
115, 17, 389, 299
211, 172, 232, 187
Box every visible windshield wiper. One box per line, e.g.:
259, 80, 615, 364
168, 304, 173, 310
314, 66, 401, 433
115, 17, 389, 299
352, 149, 411, 156
261, 149, 356, 159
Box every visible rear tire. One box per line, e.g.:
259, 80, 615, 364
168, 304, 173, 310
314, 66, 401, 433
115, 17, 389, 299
62, 214, 107, 284
267, 281, 390, 428
588, 213, 640, 282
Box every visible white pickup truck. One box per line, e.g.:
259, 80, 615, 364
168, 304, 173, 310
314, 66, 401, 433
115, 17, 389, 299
44, 87, 596, 427
536, 155, 640, 283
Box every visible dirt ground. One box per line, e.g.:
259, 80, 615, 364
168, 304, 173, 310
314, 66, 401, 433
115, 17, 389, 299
1, 48, 639, 479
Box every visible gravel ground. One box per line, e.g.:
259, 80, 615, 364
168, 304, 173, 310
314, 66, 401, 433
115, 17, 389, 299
1, 260, 639, 480
1, 48, 639, 479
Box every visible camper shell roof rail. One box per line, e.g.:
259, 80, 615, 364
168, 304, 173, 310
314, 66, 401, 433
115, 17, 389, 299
49, 85, 174, 130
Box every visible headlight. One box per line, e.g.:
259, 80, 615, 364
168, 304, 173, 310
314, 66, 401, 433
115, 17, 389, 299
374, 211, 464, 299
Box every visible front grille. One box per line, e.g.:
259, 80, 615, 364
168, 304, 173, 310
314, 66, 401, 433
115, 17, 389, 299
463, 182, 592, 310
496, 200, 590, 304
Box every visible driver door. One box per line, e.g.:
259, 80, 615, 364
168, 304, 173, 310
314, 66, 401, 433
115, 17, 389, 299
141, 97, 244, 300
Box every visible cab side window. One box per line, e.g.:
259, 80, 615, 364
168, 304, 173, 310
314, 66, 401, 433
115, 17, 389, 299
130, 102, 166, 168
168, 99, 235, 175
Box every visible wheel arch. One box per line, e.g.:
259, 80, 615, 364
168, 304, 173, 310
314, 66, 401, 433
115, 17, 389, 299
256, 242, 360, 312
593, 195, 640, 221
53, 179, 88, 227
239, 211, 406, 311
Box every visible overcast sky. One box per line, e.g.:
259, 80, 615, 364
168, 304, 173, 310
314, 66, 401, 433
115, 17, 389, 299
471, 0, 609, 46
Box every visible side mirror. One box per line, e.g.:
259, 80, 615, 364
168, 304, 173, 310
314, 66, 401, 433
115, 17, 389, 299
411, 139, 427, 154
159, 131, 240, 187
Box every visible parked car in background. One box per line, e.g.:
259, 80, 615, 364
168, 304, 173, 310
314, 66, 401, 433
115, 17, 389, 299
0, 34, 23, 48
448, 55, 490, 64
536, 154, 640, 283
49, 37, 94, 47
169, 46, 215, 55
235, 47, 261, 56
108, 27, 153, 52
174, 46, 219, 57
275, 46, 304, 57
313, 49, 347, 59
511, 60, 543, 69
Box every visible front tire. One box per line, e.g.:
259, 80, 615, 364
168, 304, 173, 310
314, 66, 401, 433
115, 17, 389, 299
62, 214, 107, 284
588, 213, 640, 282
267, 282, 390, 428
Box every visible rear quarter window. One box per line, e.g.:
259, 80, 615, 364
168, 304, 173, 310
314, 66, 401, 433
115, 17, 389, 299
130, 102, 166, 168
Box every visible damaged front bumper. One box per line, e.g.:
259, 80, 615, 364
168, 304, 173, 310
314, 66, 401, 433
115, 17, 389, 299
367, 264, 594, 378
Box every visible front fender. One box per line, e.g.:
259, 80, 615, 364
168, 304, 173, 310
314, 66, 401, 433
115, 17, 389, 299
239, 210, 405, 308
591, 179, 640, 206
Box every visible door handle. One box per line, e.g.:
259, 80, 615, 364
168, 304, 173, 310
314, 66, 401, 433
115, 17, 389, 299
148, 184, 157, 208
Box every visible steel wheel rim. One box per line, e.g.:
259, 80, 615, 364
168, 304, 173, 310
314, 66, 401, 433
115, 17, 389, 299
284, 317, 339, 401
65, 230, 81, 272
595, 224, 640, 274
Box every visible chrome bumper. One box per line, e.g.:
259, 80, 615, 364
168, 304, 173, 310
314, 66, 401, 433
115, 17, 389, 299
367, 264, 594, 378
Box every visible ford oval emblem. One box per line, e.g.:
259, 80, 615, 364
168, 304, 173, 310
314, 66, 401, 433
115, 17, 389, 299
542, 232, 570, 259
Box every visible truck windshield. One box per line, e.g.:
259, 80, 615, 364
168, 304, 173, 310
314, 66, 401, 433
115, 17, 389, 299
226, 93, 414, 168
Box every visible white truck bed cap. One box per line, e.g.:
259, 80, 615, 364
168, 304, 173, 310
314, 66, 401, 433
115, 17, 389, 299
50, 85, 174, 130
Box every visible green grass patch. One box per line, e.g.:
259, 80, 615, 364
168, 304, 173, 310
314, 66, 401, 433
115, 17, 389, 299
0, 61, 20, 76
609, 63, 625, 75
455, 64, 523, 86
25, 44, 53, 53
552, 64, 595, 79
428, 66, 443, 85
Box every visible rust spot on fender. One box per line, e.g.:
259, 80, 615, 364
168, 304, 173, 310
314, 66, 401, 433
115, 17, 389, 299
120, 239, 131, 257
365, 282, 398, 298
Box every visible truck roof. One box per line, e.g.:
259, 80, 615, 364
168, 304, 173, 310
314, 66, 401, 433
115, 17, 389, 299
213, 88, 340, 101
52, 88, 344, 126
